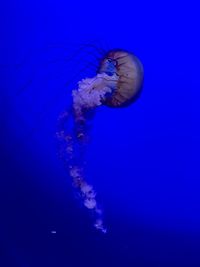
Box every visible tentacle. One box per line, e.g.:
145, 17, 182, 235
56, 72, 119, 233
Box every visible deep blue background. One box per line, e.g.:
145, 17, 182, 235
1, 0, 200, 266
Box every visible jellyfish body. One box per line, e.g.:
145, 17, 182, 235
99, 50, 144, 107
57, 50, 143, 233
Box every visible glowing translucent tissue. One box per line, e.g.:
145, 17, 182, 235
57, 73, 119, 233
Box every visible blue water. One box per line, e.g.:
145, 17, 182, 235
1, 0, 200, 266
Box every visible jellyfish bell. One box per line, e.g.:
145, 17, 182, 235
98, 50, 144, 107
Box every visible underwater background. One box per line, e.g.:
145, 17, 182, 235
0, 0, 200, 266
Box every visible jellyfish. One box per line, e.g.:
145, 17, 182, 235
56, 49, 144, 233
